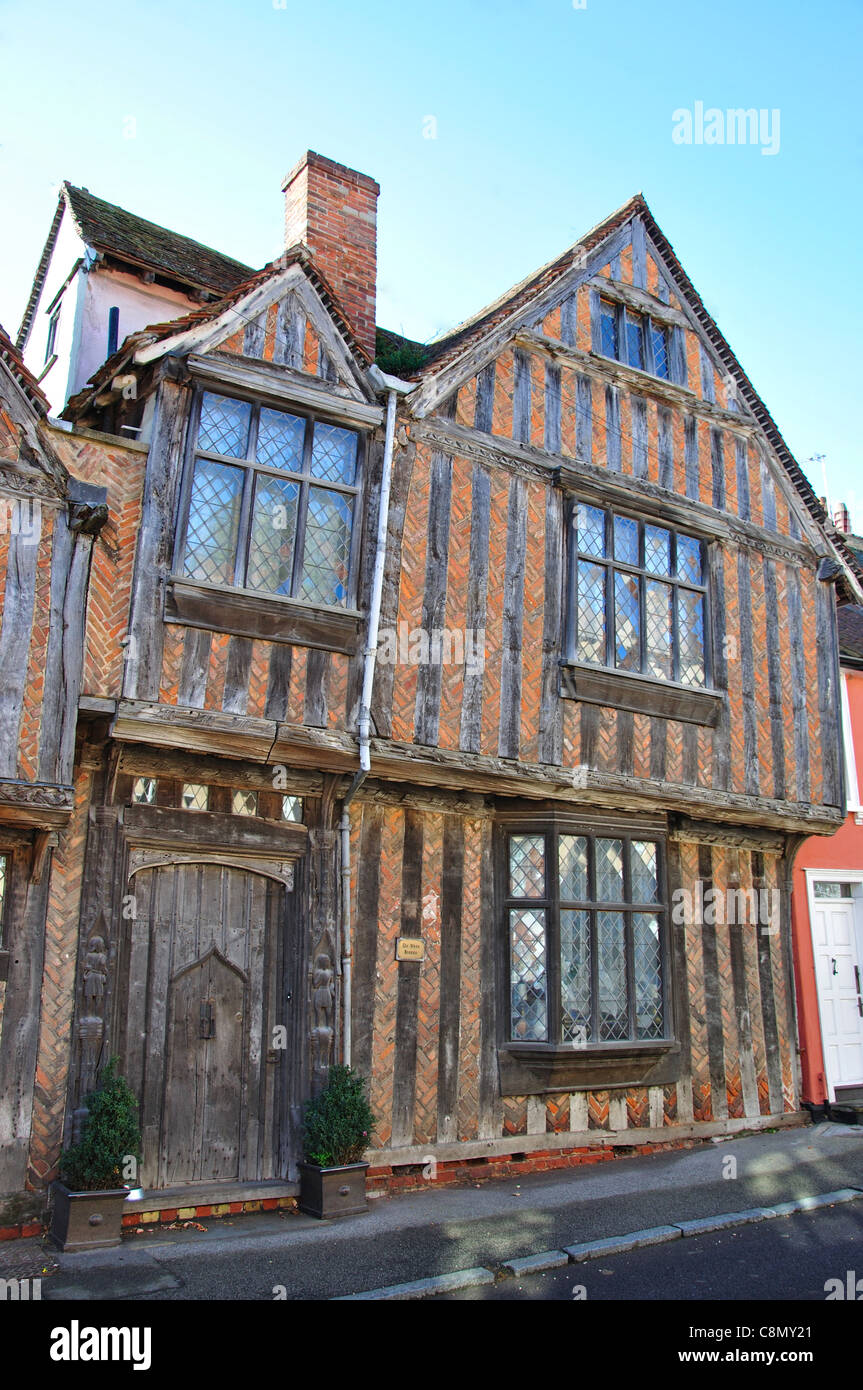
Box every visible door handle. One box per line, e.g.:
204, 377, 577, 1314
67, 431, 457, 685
200, 1000, 215, 1039
832, 958, 838, 976
855, 966, 863, 1018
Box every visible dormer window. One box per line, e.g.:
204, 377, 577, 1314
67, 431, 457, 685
176, 390, 361, 609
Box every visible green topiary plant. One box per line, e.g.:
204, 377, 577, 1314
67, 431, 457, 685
60, 1056, 142, 1191
302, 1064, 375, 1168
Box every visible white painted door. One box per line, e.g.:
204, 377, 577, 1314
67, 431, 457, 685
811, 883, 863, 1099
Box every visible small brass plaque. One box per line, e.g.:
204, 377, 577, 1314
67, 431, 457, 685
396, 937, 425, 962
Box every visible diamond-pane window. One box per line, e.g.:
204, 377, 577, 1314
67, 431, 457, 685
282, 795, 303, 823
577, 560, 606, 665
504, 826, 666, 1048
257, 408, 305, 471
599, 300, 618, 359
651, 324, 669, 379
198, 392, 251, 457
561, 909, 592, 1044
569, 504, 708, 690
232, 790, 258, 816
634, 913, 663, 1039
615, 572, 640, 671
184, 459, 243, 585
558, 835, 588, 900
631, 841, 659, 902
180, 393, 361, 609
625, 311, 644, 370
644, 525, 671, 576
676, 534, 702, 585
597, 911, 628, 1040
614, 515, 639, 566
577, 504, 606, 558
645, 580, 673, 680
246, 476, 299, 595
510, 907, 548, 1041
311, 422, 358, 485
301, 488, 353, 606
596, 839, 623, 901
132, 777, 156, 805
181, 783, 209, 811
678, 590, 706, 686
509, 834, 545, 898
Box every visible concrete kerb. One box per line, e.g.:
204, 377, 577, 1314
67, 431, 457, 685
333, 1186, 863, 1300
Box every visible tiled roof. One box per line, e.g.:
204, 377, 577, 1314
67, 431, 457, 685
62, 183, 254, 295
62, 244, 371, 421
0, 321, 50, 415
16, 183, 254, 352
838, 605, 863, 666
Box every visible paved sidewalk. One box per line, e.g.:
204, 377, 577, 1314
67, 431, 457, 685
10, 1121, 863, 1301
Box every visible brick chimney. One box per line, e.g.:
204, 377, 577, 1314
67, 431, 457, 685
833, 501, 851, 533
282, 151, 379, 360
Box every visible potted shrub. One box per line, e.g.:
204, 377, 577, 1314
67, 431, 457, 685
298, 1064, 374, 1219
49, 1057, 142, 1251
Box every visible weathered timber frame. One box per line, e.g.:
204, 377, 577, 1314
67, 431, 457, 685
493, 805, 681, 1095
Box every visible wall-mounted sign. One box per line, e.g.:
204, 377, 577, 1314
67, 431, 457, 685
396, 937, 425, 962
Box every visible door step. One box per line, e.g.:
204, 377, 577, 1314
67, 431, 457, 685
834, 1085, 863, 1104
828, 1102, 863, 1126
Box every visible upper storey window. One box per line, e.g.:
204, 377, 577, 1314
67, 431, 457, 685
599, 298, 669, 381
568, 502, 708, 688
177, 390, 361, 608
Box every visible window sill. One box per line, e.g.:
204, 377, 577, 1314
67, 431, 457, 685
166, 577, 362, 655
498, 1041, 681, 1096
559, 661, 723, 727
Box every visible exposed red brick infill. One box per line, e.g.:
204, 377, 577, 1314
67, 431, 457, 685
0, 1222, 43, 1241
366, 1137, 703, 1195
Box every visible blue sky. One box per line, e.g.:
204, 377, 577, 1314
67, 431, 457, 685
2, 0, 860, 522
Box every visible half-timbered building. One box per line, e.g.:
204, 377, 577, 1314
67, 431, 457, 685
2, 151, 861, 1225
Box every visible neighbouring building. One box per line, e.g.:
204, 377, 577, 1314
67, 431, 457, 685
793, 509, 863, 1122
1, 152, 861, 1230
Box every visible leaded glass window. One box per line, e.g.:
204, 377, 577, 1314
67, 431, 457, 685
178, 390, 361, 608
506, 827, 667, 1045
568, 502, 709, 687
598, 298, 672, 382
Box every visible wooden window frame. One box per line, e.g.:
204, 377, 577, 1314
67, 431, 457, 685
561, 498, 723, 727
599, 297, 670, 382
172, 387, 366, 616
494, 810, 681, 1095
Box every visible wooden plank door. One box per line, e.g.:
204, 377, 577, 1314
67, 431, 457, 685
118, 862, 289, 1189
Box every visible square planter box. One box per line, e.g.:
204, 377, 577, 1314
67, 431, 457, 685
48, 1182, 130, 1252
298, 1161, 369, 1219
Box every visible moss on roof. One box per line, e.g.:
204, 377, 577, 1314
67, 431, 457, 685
374, 327, 430, 378
63, 183, 254, 295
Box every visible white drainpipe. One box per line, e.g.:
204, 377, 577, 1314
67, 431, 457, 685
340, 365, 414, 1067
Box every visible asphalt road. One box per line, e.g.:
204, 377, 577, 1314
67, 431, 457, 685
434, 1203, 863, 1300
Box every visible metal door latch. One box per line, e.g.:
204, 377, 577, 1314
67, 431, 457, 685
200, 1000, 215, 1039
